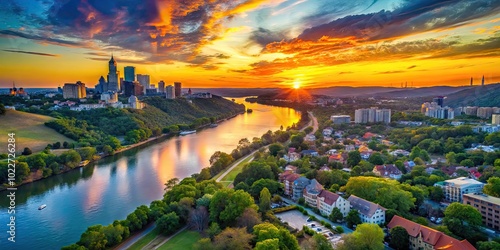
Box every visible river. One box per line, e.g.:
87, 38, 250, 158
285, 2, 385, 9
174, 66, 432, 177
0, 98, 300, 250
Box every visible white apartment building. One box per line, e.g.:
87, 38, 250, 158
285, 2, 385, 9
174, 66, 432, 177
347, 195, 386, 225
435, 177, 484, 203
317, 190, 350, 217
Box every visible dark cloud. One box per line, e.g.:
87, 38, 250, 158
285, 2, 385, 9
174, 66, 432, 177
407, 65, 417, 69
298, 0, 500, 41
2, 49, 59, 57
0, 30, 84, 46
230, 69, 248, 73
427, 32, 500, 59
338, 71, 353, 75
377, 70, 404, 74
249, 27, 287, 47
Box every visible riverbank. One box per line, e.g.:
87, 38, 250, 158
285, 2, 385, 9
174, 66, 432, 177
0, 110, 245, 191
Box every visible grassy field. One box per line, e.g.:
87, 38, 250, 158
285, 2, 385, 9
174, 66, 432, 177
0, 110, 75, 153
127, 229, 160, 250
219, 156, 253, 183
157, 230, 201, 250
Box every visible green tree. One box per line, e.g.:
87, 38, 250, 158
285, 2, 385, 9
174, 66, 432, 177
156, 212, 180, 235
213, 227, 253, 250
77, 225, 108, 250
368, 153, 384, 165
429, 186, 444, 202
484, 177, 500, 198
444, 202, 482, 239
259, 187, 271, 213
346, 209, 362, 228
22, 147, 32, 155
347, 151, 362, 167
77, 147, 97, 161
103, 145, 114, 155
255, 238, 280, 250
0, 103, 5, 115
58, 150, 82, 168
209, 189, 257, 227
353, 224, 384, 250
329, 207, 343, 222
477, 241, 500, 250
253, 222, 299, 250
268, 143, 284, 157
460, 159, 475, 167
389, 226, 409, 250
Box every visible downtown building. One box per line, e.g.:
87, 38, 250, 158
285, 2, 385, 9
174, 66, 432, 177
107, 55, 120, 92
124, 66, 135, 82
166, 85, 175, 99
63, 81, 86, 99
354, 108, 391, 124
158, 80, 165, 93
174, 82, 182, 97
421, 102, 455, 119
137, 74, 150, 94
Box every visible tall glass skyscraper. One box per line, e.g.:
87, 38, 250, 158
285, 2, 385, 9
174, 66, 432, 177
124, 66, 135, 82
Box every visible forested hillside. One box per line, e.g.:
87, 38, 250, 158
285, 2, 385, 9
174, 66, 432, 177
444, 83, 500, 107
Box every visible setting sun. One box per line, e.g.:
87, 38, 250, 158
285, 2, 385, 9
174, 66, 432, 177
293, 81, 301, 89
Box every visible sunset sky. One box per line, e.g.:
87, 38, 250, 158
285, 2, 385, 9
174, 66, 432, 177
0, 0, 499, 88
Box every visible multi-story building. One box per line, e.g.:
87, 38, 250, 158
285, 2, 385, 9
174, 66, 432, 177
432, 96, 444, 107
463, 193, 500, 230
303, 179, 323, 207
107, 55, 120, 92
435, 177, 484, 203
63, 81, 86, 99
465, 106, 479, 116
421, 102, 454, 119
166, 85, 175, 99
331, 115, 351, 124
137, 74, 150, 94
388, 215, 475, 250
317, 190, 350, 217
100, 91, 118, 104
493, 114, 500, 125
477, 107, 494, 119
158, 81, 165, 93
124, 66, 135, 82
95, 76, 107, 93
354, 108, 391, 123
128, 95, 144, 110
279, 172, 300, 197
174, 82, 182, 98
123, 81, 144, 97
347, 195, 386, 224
292, 177, 310, 200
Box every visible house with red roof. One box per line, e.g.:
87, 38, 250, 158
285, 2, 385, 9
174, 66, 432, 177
387, 215, 476, 250
373, 164, 403, 180
317, 189, 350, 217
279, 171, 301, 197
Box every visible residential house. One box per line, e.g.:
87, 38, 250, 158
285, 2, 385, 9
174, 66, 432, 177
323, 127, 333, 137
387, 215, 475, 250
345, 144, 356, 152
317, 190, 350, 217
283, 152, 301, 162
319, 165, 331, 172
328, 153, 345, 164
404, 160, 416, 172
301, 150, 319, 157
292, 177, 310, 200
303, 179, 324, 207
327, 149, 338, 155
435, 177, 485, 203
372, 164, 402, 180
391, 149, 410, 157
284, 165, 298, 173
305, 134, 316, 142
347, 195, 386, 225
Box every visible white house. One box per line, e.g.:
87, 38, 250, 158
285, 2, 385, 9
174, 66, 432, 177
317, 190, 350, 217
348, 195, 386, 225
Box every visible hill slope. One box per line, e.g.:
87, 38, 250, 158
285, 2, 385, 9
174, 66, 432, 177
0, 110, 75, 153
444, 83, 500, 107
359, 86, 470, 98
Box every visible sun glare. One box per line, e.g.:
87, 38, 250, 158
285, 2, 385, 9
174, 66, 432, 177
293, 81, 300, 89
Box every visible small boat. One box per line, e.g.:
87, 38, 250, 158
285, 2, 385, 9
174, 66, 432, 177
209, 123, 218, 128
179, 130, 196, 135
246, 109, 253, 113
38, 204, 46, 210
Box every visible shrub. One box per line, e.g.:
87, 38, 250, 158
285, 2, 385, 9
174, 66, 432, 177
325, 223, 332, 229
272, 205, 297, 214
302, 210, 308, 216
336, 226, 344, 234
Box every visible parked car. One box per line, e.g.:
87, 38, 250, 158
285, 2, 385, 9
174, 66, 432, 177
307, 218, 312, 222
310, 224, 316, 228
436, 218, 443, 224
328, 232, 334, 237
430, 217, 436, 222
317, 228, 322, 232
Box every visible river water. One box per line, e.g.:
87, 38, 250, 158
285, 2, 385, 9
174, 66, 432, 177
0, 98, 300, 250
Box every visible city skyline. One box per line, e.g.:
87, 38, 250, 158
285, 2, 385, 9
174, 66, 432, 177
1, 0, 499, 88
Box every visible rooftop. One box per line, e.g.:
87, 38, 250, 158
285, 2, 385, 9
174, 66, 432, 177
347, 195, 386, 218
444, 177, 484, 187
464, 193, 500, 205
387, 216, 475, 250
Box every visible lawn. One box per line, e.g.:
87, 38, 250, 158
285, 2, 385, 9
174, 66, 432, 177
0, 110, 75, 153
157, 230, 201, 250
219, 155, 253, 183
127, 229, 160, 250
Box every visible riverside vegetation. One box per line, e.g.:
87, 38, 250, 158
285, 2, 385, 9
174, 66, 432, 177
0, 96, 245, 188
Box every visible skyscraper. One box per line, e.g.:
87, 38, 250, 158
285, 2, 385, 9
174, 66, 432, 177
470, 77, 473, 86
174, 82, 181, 98
95, 76, 107, 93
124, 66, 135, 82
107, 55, 119, 92
166, 85, 174, 99
432, 96, 444, 107
137, 74, 150, 94
482, 75, 485, 86
158, 81, 165, 93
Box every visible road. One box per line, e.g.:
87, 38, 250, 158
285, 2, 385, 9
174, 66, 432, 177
307, 111, 319, 134
115, 223, 156, 250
